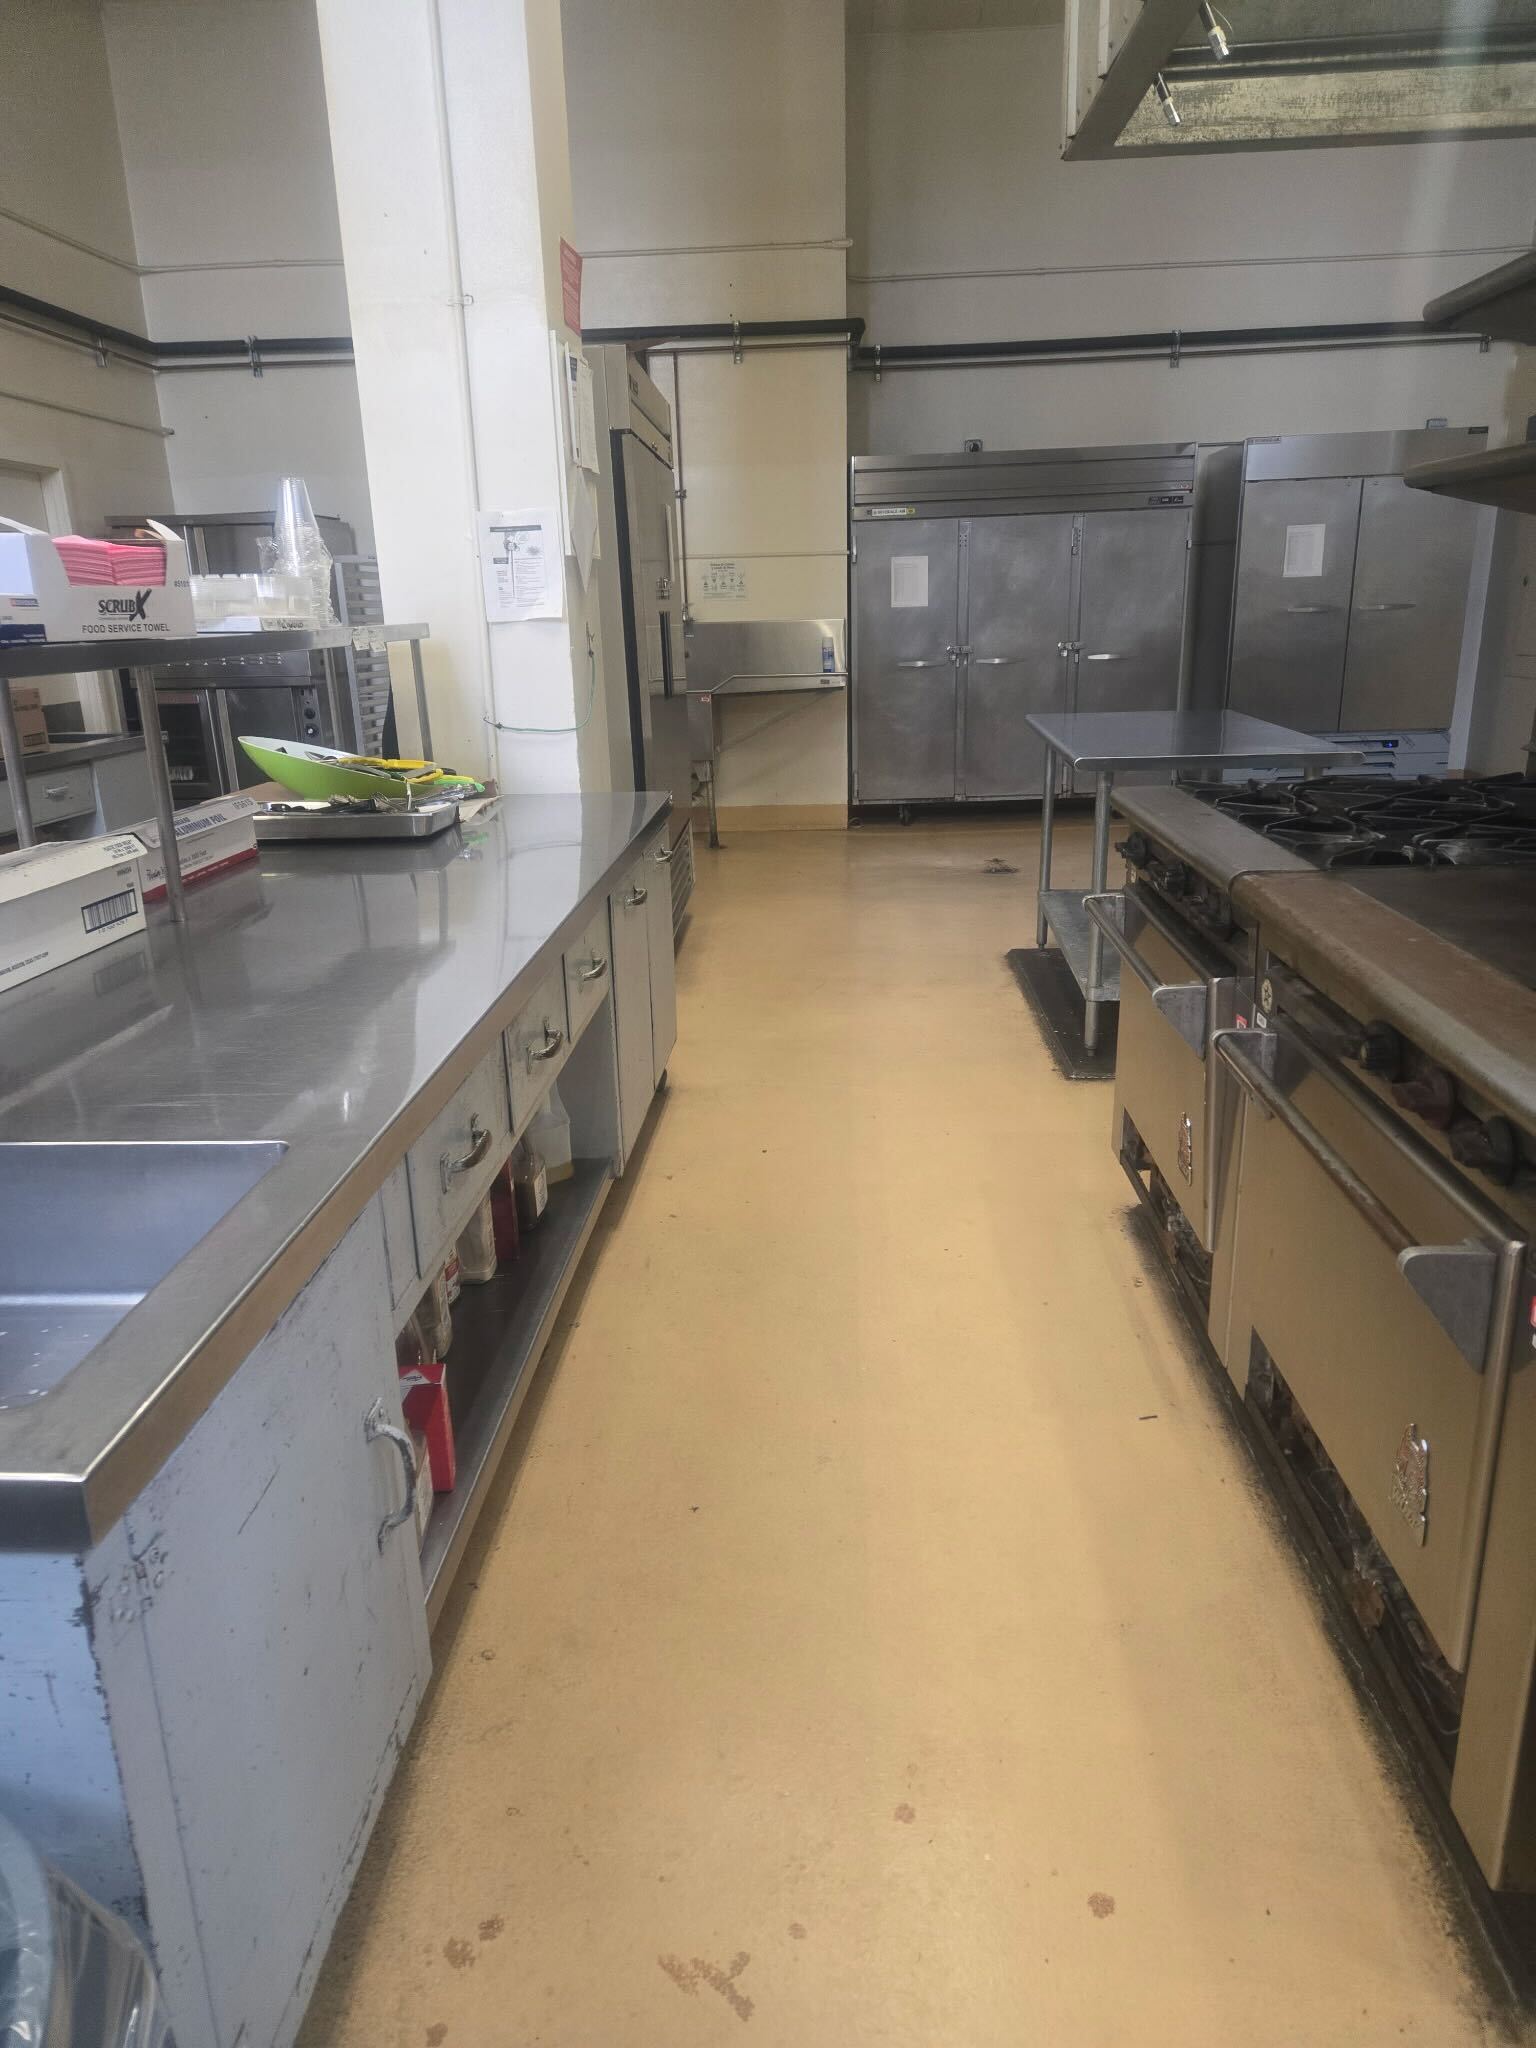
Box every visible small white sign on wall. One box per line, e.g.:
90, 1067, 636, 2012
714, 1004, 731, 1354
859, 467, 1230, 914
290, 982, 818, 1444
701, 560, 748, 601
891, 555, 928, 608
1282, 523, 1326, 579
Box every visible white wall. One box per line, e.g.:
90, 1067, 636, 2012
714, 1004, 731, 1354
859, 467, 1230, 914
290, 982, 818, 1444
848, 24, 1536, 454
102, 0, 374, 550
0, 0, 173, 711
563, 0, 850, 814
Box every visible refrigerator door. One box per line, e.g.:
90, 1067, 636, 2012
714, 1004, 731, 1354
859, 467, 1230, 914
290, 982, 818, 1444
852, 519, 961, 802
960, 514, 1075, 799
1073, 507, 1191, 714
1228, 477, 1361, 730
1339, 476, 1481, 731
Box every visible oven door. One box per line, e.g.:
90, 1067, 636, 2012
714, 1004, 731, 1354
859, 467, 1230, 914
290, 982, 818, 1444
1214, 1022, 1525, 1671
1087, 888, 1238, 1253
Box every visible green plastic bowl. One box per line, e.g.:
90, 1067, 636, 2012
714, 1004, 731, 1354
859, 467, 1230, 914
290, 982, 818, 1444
238, 736, 474, 802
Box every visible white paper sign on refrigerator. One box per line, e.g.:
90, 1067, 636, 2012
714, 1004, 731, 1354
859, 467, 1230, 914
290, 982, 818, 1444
1282, 523, 1326, 579
891, 555, 928, 608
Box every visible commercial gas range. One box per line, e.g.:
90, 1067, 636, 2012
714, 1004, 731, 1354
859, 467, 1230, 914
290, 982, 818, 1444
1094, 772, 1536, 1916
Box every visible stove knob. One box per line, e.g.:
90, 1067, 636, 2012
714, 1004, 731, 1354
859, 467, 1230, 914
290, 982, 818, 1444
1449, 1115, 1519, 1186
1392, 1065, 1457, 1130
1120, 833, 1150, 868
1357, 1022, 1405, 1080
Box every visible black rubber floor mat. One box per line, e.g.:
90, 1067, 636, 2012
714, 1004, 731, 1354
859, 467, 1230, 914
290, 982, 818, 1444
1005, 947, 1117, 1081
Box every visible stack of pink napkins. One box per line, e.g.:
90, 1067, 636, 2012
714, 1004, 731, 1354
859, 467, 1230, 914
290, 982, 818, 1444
52, 537, 167, 587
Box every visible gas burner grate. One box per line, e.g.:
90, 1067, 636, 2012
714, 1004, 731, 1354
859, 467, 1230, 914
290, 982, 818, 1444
1188, 773, 1536, 873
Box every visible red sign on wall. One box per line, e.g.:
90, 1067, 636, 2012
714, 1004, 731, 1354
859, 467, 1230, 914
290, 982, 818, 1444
559, 239, 583, 337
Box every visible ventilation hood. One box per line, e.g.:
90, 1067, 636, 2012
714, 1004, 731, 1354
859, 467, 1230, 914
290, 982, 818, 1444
1064, 0, 1536, 158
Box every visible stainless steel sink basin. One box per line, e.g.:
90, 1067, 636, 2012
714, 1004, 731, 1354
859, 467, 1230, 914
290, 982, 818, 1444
0, 1141, 288, 1409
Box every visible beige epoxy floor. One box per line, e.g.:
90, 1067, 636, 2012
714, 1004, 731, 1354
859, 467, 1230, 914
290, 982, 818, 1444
303, 818, 1512, 2048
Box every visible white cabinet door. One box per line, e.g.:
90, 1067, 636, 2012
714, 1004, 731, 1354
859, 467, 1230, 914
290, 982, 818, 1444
644, 841, 677, 1087
611, 857, 656, 1166
124, 1210, 430, 2048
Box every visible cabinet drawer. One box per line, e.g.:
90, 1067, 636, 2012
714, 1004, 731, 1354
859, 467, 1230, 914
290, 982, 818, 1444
405, 1048, 513, 1273
506, 961, 571, 1135
0, 764, 92, 836
563, 903, 612, 1041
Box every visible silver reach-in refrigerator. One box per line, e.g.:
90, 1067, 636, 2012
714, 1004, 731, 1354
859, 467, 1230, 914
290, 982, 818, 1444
589, 345, 694, 930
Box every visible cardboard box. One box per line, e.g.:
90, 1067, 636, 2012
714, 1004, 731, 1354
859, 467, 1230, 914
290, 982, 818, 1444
0, 833, 148, 992
0, 518, 193, 646
131, 794, 260, 901
10, 686, 48, 755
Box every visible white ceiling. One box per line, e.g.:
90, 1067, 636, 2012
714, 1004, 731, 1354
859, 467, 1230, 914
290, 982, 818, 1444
846, 0, 1061, 29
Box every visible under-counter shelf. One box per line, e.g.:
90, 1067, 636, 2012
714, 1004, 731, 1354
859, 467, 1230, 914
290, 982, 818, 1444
420, 1158, 612, 1626
1040, 888, 1121, 1005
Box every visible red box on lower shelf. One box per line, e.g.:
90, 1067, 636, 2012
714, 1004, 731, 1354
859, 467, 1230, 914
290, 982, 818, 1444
399, 1359, 456, 1492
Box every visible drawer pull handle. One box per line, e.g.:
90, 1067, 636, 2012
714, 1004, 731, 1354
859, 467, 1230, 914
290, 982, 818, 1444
528, 1023, 565, 1065
625, 885, 649, 908
653, 843, 676, 863
1082, 892, 1207, 1054
42, 784, 72, 799
364, 1398, 417, 1550
578, 955, 609, 983
439, 1112, 493, 1192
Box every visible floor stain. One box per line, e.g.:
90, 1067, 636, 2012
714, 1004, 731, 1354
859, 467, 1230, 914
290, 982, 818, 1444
894, 1803, 916, 1824
658, 1950, 754, 2021
788, 1923, 807, 1940
425, 2029, 447, 2046
1088, 1893, 1116, 1920
442, 1938, 476, 1970
478, 1916, 505, 1942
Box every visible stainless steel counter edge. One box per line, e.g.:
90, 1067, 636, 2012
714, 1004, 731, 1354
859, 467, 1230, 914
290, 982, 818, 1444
0, 734, 147, 780
1111, 784, 1313, 893
0, 791, 670, 1552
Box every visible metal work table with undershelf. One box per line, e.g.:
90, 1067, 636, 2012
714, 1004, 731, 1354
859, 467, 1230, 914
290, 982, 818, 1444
0, 788, 676, 2048
1026, 709, 1356, 1051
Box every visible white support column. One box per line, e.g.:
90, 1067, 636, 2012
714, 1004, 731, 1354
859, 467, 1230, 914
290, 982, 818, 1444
314, 0, 612, 790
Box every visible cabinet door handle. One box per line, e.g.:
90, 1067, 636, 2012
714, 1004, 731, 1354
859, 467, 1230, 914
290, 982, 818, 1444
972, 655, 1024, 667
578, 955, 609, 983
528, 1023, 565, 1065
42, 784, 71, 799
439, 1112, 492, 1192
1285, 604, 1336, 614
653, 843, 676, 863
364, 1398, 417, 1551
625, 884, 649, 907
896, 658, 948, 670
1357, 601, 1417, 612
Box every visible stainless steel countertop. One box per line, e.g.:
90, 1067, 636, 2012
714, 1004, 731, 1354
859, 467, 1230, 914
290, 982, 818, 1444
1112, 783, 1313, 893
1026, 709, 1357, 772
0, 734, 146, 780
1234, 866, 1536, 1135
0, 790, 669, 1551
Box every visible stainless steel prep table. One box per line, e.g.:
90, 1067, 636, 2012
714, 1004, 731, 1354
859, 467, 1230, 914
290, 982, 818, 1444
1025, 709, 1355, 1051
0, 788, 669, 1550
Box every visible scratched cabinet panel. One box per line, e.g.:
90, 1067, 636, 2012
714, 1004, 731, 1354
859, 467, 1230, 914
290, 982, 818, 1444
123, 1209, 430, 2048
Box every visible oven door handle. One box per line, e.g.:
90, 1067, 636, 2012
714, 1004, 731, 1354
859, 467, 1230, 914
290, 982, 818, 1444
1211, 1027, 1506, 1372
1083, 892, 1207, 1055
